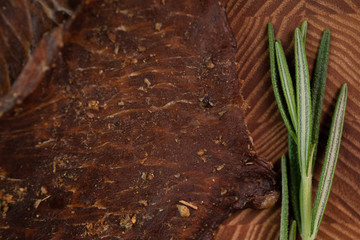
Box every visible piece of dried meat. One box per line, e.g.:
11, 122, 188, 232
0, 0, 278, 239
0, 0, 79, 97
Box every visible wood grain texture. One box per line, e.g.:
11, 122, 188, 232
216, 0, 360, 239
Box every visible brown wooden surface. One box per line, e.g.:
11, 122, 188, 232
216, 0, 360, 239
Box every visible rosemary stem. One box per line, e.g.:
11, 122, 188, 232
300, 175, 313, 240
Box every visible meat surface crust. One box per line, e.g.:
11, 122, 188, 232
0, 0, 277, 239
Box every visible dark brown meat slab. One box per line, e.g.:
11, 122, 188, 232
0, 0, 79, 97
0, 0, 278, 239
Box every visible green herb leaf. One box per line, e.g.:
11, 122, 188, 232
280, 155, 289, 240
308, 144, 317, 176
300, 21, 308, 44
294, 28, 312, 174
289, 220, 297, 240
311, 29, 331, 172
295, 27, 313, 239
275, 40, 298, 133
268, 23, 297, 142
311, 84, 348, 239
288, 133, 301, 233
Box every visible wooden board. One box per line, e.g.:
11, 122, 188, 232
216, 0, 360, 239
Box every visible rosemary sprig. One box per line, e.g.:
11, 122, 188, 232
268, 22, 348, 240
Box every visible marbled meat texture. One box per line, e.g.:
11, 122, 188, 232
0, 0, 278, 239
